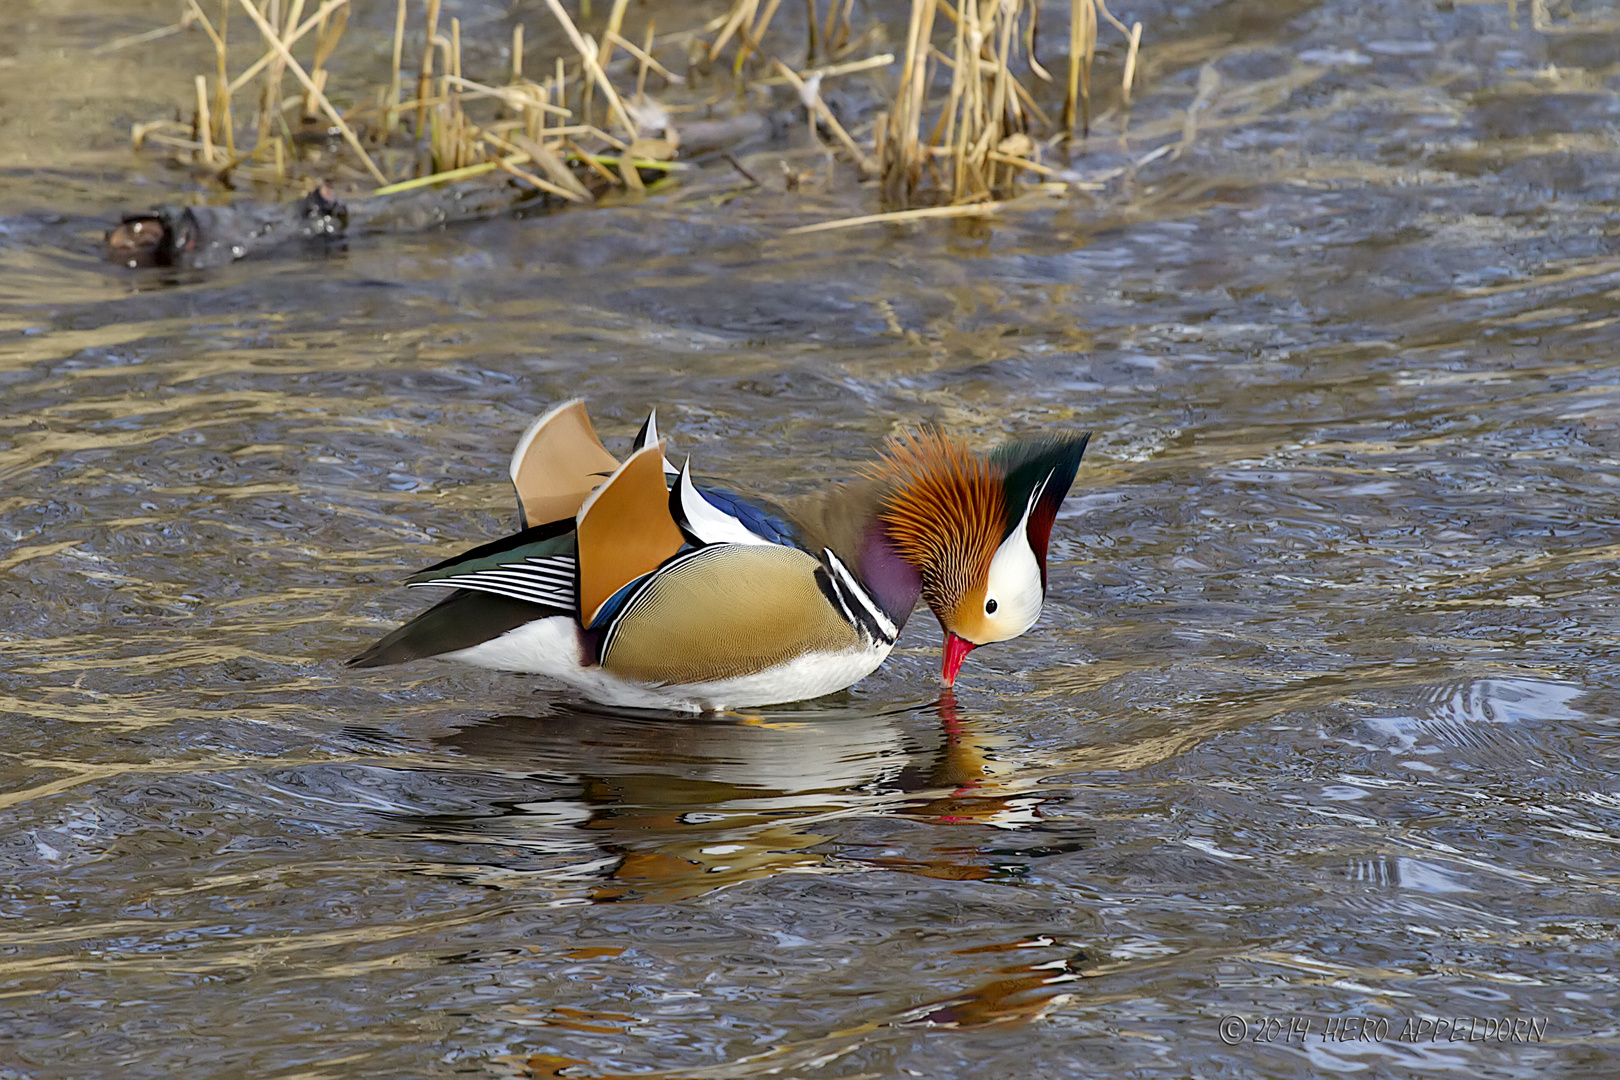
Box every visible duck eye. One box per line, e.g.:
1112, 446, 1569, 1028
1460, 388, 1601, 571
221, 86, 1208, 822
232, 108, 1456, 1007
985, 598, 998, 614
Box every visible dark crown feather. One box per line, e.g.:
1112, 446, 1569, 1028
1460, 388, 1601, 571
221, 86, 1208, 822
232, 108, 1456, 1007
990, 432, 1091, 586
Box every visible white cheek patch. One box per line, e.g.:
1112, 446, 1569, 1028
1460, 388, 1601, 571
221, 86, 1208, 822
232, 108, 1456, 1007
979, 479, 1049, 643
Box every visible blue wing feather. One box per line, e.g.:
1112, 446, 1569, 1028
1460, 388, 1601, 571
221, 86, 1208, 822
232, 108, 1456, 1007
693, 486, 799, 547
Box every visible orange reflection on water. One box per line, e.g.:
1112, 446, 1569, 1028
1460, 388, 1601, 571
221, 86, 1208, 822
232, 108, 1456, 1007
900, 936, 1090, 1028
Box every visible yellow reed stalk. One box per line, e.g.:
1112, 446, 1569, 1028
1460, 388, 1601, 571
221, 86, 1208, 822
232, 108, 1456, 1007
602, 0, 631, 73
92, 18, 194, 55
131, 119, 188, 148
228, 0, 346, 92
445, 18, 465, 169
494, 157, 588, 202
937, 26, 961, 179
636, 23, 653, 97
540, 0, 636, 137
787, 200, 1005, 234
308, 2, 347, 118
879, 0, 1133, 206
416, 0, 441, 139
980, 0, 1018, 192
507, 133, 593, 201
1064, 0, 1094, 137
1093, 0, 1144, 109
621, 159, 647, 192
606, 28, 683, 88
442, 76, 572, 115
564, 137, 620, 185
583, 0, 631, 125
1025, 1, 1051, 82
1009, 63, 1052, 127
838, 0, 856, 52
575, 151, 688, 172
1122, 20, 1141, 104
885, 0, 937, 204
235, 0, 388, 184
825, 0, 855, 55
370, 159, 500, 195
953, 0, 982, 198
195, 75, 216, 163
181, 3, 227, 147
709, 0, 759, 61
257, 0, 301, 144
184, 1, 224, 56
214, 0, 234, 155
737, 0, 785, 70
757, 52, 893, 84
387, 0, 406, 132
988, 149, 1059, 176
1094, 0, 1131, 35
535, 83, 547, 142
772, 59, 875, 172
142, 132, 210, 153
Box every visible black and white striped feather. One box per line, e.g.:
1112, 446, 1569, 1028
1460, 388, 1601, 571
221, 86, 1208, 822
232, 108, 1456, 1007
406, 554, 577, 611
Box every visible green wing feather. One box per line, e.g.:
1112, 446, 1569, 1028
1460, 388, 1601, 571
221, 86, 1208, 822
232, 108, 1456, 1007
406, 521, 577, 586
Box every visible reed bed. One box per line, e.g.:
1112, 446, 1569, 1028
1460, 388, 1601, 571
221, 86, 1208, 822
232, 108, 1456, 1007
880, 0, 1141, 207
132, 0, 713, 201
130, 0, 1145, 213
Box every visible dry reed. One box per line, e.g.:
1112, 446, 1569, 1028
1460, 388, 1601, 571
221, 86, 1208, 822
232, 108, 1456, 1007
131, 0, 1145, 217
132, 0, 711, 199
881, 0, 1142, 208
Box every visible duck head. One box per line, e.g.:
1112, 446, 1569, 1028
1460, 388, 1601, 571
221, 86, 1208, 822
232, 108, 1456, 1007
873, 430, 1091, 687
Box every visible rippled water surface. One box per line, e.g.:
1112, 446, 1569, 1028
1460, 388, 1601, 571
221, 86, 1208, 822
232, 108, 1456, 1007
5, 0, 1620, 1076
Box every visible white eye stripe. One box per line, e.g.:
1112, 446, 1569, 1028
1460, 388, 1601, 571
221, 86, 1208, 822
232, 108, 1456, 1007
976, 490, 1046, 643
1021, 471, 1053, 528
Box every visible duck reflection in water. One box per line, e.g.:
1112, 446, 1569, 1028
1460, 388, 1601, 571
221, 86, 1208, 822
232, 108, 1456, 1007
510, 933, 1099, 1080
406, 692, 1061, 904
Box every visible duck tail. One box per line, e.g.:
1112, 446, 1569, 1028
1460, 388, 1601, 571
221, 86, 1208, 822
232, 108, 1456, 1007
348, 590, 562, 668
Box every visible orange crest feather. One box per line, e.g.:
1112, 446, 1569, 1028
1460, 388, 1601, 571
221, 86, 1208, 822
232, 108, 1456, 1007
867, 431, 1003, 613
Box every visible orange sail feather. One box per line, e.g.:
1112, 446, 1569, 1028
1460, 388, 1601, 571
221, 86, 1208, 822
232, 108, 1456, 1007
509, 399, 623, 527
575, 442, 687, 628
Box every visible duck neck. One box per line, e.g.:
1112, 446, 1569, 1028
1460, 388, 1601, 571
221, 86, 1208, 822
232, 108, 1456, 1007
853, 524, 922, 632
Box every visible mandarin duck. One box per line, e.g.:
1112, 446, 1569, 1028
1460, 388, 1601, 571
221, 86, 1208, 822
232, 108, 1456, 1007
349, 401, 1089, 711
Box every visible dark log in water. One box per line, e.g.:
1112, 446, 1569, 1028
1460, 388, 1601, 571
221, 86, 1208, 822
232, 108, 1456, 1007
102, 105, 806, 271
104, 183, 349, 269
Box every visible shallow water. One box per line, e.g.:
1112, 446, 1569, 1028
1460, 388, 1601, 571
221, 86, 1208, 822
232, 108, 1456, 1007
5, 0, 1620, 1076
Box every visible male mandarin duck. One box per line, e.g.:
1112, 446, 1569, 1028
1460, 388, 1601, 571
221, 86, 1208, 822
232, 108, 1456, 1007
349, 401, 1089, 711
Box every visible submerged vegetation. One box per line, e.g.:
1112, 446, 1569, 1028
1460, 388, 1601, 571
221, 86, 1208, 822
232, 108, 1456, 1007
128, 0, 1144, 220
